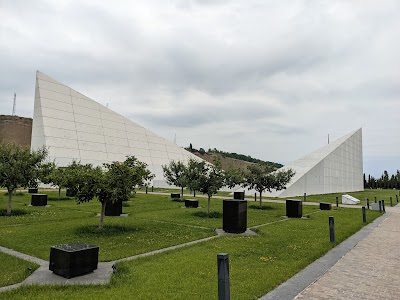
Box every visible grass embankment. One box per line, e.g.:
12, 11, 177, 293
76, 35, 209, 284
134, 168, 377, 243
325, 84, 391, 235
0, 189, 386, 299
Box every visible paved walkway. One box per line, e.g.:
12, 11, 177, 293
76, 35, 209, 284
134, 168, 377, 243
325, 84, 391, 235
294, 205, 400, 300
262, 204, 400, 299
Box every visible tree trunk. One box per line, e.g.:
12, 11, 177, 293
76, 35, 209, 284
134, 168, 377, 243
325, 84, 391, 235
207, 196, 211, 215
181, 186, 184, 199
58, 187, 61, 200
259, 191, 262, 209
7, 189, 13, 215
99, 201, 106, 229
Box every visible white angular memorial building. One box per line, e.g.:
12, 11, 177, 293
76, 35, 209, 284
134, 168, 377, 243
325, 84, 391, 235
31, 71, 201, 187
263, 128, 363, 197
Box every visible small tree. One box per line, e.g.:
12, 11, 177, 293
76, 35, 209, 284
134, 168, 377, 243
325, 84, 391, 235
162, 160, 188, 198
0, 144, 48, 215
186, 158, 206, 197
76, 156, 153, 228
42, 166, 68, 200
244, 164, 295, 208
198, 161, 225, 215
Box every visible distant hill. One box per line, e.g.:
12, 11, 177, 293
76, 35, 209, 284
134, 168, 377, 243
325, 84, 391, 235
185, 146, 283, 171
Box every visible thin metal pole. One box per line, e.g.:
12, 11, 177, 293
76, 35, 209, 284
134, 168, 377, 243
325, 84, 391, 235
304, 193, 307, 202
336, 196, 339, 207
329, 216, 335, 244
367, 198, 369, 210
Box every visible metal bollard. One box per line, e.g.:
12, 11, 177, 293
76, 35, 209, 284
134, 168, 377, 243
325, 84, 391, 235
390, 197, 393, 207
217, 253, 230, 300
194, 190, 196, 197
329, 216, 335, 244
374, 196, 377, 203
145, 186, 148, 194
362, 206, 367, 223
336, 196, 339, 207
152, 186, 154, 192
382, 200, 386, 212
378, 201, 382, 212
254, 193, 256, 202
304, 193, 307, 202
397, 195, 399, 203
367, 198, 370, 210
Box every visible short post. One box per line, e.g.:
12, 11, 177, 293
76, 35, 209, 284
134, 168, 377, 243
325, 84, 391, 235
382, 200, 385, 212
145, 186, 148, 194
217, 253, 230, 300
194, 190, 196, 197
374, 196, 377, 203
362, 206, 367, 223
397, 194, 399, 203
390, 197, 393, 207
304, 193, 307, 202
329, 216, 335, 244
336, 196, 339, 207
254, 193, 256, 202
378, 201, 382, 212
151, 186, 154, 192
367, 198, 370, 210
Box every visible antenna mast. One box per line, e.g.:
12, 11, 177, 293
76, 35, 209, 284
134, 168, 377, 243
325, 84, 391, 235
328, 134, 330, 144
12, 93, 16, 116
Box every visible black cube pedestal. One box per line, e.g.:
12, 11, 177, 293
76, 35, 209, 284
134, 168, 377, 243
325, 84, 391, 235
320, 202, 332, 210
28, 188, 38, 193
105, 200, 122, 216
185, 199, 199, 208
31, 194, 48, 206
223, 200, 247, 233
286, 199, 302, 218
171, 193, 181, 199
233, 192, 245, 200
49, 242, 99, 278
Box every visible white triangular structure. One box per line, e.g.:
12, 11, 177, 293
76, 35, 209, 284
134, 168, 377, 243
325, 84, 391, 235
244, 128, 363, 198
31, 71, 201, 187
341, 194, 360, 205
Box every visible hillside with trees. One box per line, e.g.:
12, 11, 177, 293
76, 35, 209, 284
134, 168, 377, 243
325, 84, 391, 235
185, 145, 283, 171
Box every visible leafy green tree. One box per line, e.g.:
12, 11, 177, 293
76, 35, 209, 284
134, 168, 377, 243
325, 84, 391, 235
76, 156, 153, 228
243, 164, 295, 209
224, 167, 245, 189
0, 144, 48, 215
162, 160, 188, 198
41, 165, 69, 200
198, 161, 225, 215
186, 158, 206, 197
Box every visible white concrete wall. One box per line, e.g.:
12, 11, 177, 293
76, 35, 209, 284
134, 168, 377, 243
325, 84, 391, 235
31, 71, 201, 186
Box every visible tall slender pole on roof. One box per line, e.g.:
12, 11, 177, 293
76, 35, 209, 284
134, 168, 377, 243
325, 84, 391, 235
12, 93, 16, 116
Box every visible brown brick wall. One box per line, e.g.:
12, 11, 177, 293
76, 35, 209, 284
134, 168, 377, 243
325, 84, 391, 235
0, 115, 33, 149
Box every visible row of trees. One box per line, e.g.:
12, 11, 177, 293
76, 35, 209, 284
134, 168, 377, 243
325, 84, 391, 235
364, 171, 400, 189
0, 144, 153, 228
162, 158, 295, 213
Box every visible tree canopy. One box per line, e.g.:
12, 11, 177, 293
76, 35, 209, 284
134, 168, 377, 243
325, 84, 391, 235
162, 160, 188, 198
0, 144, 48, 215
75, 156, 153, 228
244, 164, 295, 208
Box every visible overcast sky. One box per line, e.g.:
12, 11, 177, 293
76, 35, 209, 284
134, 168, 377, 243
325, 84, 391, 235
1, 0, 399, 177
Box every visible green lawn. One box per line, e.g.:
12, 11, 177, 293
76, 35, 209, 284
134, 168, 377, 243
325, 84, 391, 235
0, 252, 39, 288
0, 189, 387, 299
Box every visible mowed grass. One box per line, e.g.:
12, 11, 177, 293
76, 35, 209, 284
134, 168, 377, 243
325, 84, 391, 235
0, 189, 386, 299
0, 252, 39, 288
